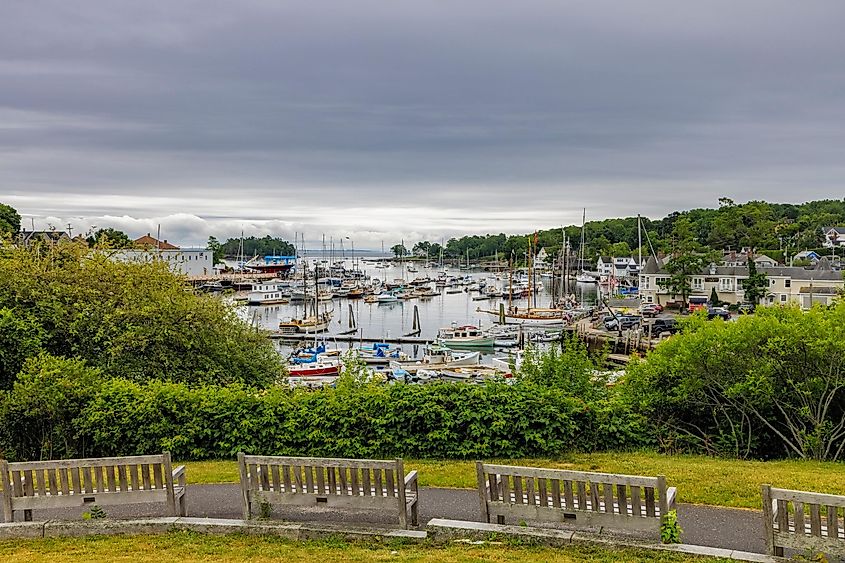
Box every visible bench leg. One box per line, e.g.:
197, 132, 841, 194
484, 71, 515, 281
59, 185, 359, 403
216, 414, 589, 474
411, 500, 418, 527
399, 503, 408, 529
178, 493, 188, 516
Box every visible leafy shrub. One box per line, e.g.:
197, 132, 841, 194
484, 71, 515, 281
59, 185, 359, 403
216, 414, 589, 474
0, 241, 284, 388
38, 378, 646, 461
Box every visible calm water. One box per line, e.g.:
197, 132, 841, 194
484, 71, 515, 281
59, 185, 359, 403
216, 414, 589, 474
235, 262, 598, 356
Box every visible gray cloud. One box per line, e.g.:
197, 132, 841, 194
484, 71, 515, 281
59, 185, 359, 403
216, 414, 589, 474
2, 0, 844, 246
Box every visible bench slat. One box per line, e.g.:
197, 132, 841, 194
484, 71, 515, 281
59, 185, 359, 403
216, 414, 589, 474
242, 456, 396, 469
538, 478, 548, 507
603, 482, 614, 514
513, 475, 523, 505
362, 468, 371, 496
153, 463, 163, 491
271, 465, 281, 493
282, 465, 292, 493
482, 464, 660, 488
551, 479, 560, 508
810, 504, 822, 536
385, 469, 395, 498
8, 456, 167, 471
59, 468, 70, 496
828, 506, 839, 539
106, 465, 116, 493
794, 501, 805, 536
645, 486, 655, 517
35, 470, 47, 497
129, 464, 139, 492
373, 468, 383, 496
525, 477, 535, 506
632, 486, 642, 517
315, 466, 326, 494
617, 484, 628, 516
141, 464, 152, 491
563, 480, 573, 509
118, 465, 128, 493
350, 467, 359, 496
771, 488, 845, 509
47, 468, 58, 495
338, 466, 347, 494
576, 481, 586, 511
501, 474, 510, 505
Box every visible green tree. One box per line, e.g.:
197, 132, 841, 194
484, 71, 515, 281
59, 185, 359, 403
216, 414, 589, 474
0, 203, 21, 235
0, 308, 44, 389
391, 244, 408, 258
87, 227, 133, 248
207, 236, 224, 265
0, 240, 285, 387
709, 287, 720, 307
1, 353, 102, 460
624, 303, 845, 460
743, 258, 768, 305
658, 218, 715, 311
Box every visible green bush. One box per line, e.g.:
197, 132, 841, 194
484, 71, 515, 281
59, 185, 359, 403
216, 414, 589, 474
0, 241, 284, 388
18, 378, 645, 461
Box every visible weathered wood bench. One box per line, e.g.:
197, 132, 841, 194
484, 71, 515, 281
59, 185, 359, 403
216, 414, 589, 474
237, 453, 419, 528
762, 484, 845, 558
476, 462, 676, 538
1, 453, 186, 522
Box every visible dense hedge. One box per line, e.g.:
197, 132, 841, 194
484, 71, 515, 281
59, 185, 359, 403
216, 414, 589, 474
0, 376, 650, 461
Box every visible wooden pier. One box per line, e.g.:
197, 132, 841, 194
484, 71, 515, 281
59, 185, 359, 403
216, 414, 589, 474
270, 333, 435, 345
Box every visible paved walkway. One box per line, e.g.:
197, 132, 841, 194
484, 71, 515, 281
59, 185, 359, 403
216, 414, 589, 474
3, 484, 766, 554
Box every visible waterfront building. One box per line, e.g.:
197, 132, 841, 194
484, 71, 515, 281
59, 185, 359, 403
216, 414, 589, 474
111, 234, 213, 277
639, 256, 844, 309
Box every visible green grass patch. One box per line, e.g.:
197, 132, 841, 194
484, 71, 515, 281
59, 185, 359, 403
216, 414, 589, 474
0, 531, 723, 562
181, 451, 845, 509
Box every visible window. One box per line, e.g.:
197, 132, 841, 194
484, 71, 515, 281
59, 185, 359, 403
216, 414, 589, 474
647, 296, 653, 303
780, 294, 787, 302
785, 279, 791, 288
770, 279, 776, 286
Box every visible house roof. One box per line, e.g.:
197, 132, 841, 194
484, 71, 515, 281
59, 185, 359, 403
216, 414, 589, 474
19, 231, 71, 245
644, 257, 842, 281
641, 255, 664, 274
822, 226, 845, 235
134, 234, 179, 250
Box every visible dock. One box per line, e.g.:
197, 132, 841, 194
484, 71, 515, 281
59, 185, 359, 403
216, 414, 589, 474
270, 333, 435, 345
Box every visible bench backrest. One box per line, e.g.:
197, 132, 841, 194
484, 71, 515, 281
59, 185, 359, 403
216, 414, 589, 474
0, 454, 174, 500
762, 485, 845, 557
478, 463, 670, 519
238, 454, 405, 498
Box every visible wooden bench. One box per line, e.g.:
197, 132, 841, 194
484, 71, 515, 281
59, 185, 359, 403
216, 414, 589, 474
237, 453, 419, 528
1, 453, 186, 522
476, 462, 676, 538
762, 484, 845, 558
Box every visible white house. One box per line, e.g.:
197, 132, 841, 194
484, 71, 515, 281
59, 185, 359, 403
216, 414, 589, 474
639, 256, 844, 309
111, 235, 213, 277
822, 227, 845, 247
596, 256, 639, 279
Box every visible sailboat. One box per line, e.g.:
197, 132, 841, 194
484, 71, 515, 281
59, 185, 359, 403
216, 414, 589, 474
576, 209, 597, 284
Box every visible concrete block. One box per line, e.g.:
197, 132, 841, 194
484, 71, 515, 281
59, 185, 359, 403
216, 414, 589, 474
427, 518, 575, 545
43, 518, 178, 538
0, 521, 45, 539
172, 518, 301, 539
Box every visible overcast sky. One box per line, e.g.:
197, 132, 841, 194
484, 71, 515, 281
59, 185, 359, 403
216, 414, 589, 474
2, 1, 844, 248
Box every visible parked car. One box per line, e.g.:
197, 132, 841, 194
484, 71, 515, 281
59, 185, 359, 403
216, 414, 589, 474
645, 318, 679, 335
640, 303, 664, 318
707, 307, 730, 320
604, 315, 642, 331
738, 303, 756, 314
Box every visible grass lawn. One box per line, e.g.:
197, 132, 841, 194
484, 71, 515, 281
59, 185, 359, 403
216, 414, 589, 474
182, 451, 845, 509
0, 532, 725, 562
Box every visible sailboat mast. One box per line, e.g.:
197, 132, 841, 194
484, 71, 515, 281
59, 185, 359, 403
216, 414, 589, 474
637, 214, 643, 296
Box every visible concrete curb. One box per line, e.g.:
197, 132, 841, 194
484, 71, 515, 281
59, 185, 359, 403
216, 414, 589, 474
0, 517, 427, 542
426, 518, 783, 562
